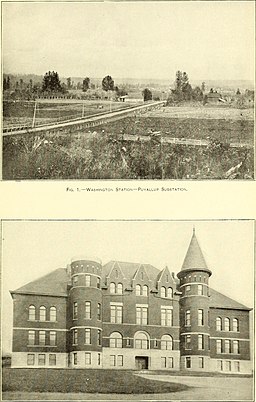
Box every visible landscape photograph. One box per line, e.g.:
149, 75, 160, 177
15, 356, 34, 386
2, 1, 255, 180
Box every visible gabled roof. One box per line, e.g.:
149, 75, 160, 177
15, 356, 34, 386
102, 261, 160, 282
179, 230, 212, 275
209, 288, 251, 311
11, 268, 69, 297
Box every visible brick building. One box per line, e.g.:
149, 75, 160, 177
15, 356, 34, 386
10, 230, 252, 373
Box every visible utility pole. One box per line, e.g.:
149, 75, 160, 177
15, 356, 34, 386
32, 100, 37, 128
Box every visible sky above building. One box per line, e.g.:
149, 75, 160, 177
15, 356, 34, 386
2, 1, 255, 81
2, 220, 254, 353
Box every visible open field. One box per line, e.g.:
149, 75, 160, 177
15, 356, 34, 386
2, 368, 189, 394
3, 100, 139, 128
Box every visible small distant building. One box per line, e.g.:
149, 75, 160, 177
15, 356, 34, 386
206, 91, 223, 104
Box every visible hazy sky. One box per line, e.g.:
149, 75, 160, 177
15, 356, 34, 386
2, 220, 254, 353
2, 1, 254, 80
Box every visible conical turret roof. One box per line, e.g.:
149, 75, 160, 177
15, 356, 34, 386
178, 229, 212, 276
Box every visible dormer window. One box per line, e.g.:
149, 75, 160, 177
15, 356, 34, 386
142, 285, 148, 296
136, 284, 141, 296
160, 286, 166, 298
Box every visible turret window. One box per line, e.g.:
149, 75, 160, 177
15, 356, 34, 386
97, 277, 101, 289
216, 317, 222, 331
85, 275, 91, 287
73, 302, 78, 320
198, 309, 204, 326
185, 285, 191, 294
198, 285, 203, 295
73, 329, 78, 345
185, 310, 191, 326
73, 275, 78, 286
97, 303, 101, 320
224, 318, 230, 331
110, 332, 123, 348
117, 283, 123, 294
161, 334, 173, 350
84, 328, 91, 344
85, 302, 91, 319
185, 334, 191, 349
39, 306, 46, 321
50, 307, 57, 322
110, 282, 116, 294
97, 330, 102, 346
85, 352, 91, 365
198, 334, 204, 350
233, 318, 239, 332
28, 305, 36, 321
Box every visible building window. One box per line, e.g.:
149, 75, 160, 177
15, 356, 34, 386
73, 302, 78, 320
136, 284, 141, 296
73, 329, 78, 345
49, 354, 56, 366
224, 317, 230, 331
39, 306, 46, 321
161, 357, 167, 368
185, 334, 191, 349
97, 303, 101, 320
198, 309, 204, 326
98, 353, 101, 365
110, 332, 123, 348
73, 275, 78, 286
110, 355, 116, 366
28, 305, 36, 321
161, 307, 173, 326
198, 334, 204, 350
50, 306, 57, 322
216, 339, 222, 354
225, 361, 231, 371
224, 339, 231, 353
85, 328, 91, 345
85, 302, 91, 319
198, 357, 204, 368
198, 285, 203, 295
153, 339, 158, 348
185, 310, 191, 326
110, 305, 123, 324
233, 340, 239, 354
115, 283, 122, 294
216, 317, 222, 331
96, 277, 101, 289
167, 287, 173, 298
134, 332, 149, 349
97, 330, 102, 346
50, 331, 56, 346
28, 330, 35, 346
233, 318, 239, 332
85, 352, 91, 365
39, 330, 46, 346
161, 335, 173, 350
185, 285, 191, 294
85, 275, 91, 287
142, 285, 148, 296
117, 355, 123, 366
168, 357, 174, 368
136, 306, 148, 325
110, 282, 116, 294
160, 286, 166, 298
234, 361, 240, 372
27, 354, 35, 365
38, 354, 46, 366
73, 353, 77, 365
185, 357, 191, 369
217, 360, 223, 371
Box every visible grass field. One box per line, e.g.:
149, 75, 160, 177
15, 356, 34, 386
2, 368, 189, 394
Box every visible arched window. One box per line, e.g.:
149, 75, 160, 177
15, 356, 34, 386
110, 332, 123, 348
39, 306, 46, 321
50, 306, 57, 322
28, 305, 36, 321
161, 334, 173, 350
216, 317, 222, 331
224, 318, 230, 332
136, 284, 141, 296
134, 332, 149, 349
142, 285, 148, 296
233, 318, 239, 332
110, 282, 116, 294
160, 286, 166, 298
167, 287, 173, 298
117, 283, 123, 294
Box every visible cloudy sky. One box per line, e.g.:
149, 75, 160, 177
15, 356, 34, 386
2, 220, 254, 353
2, 1, 254, 80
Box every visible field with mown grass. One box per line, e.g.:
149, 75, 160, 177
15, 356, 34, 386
2, 368, 189, 394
